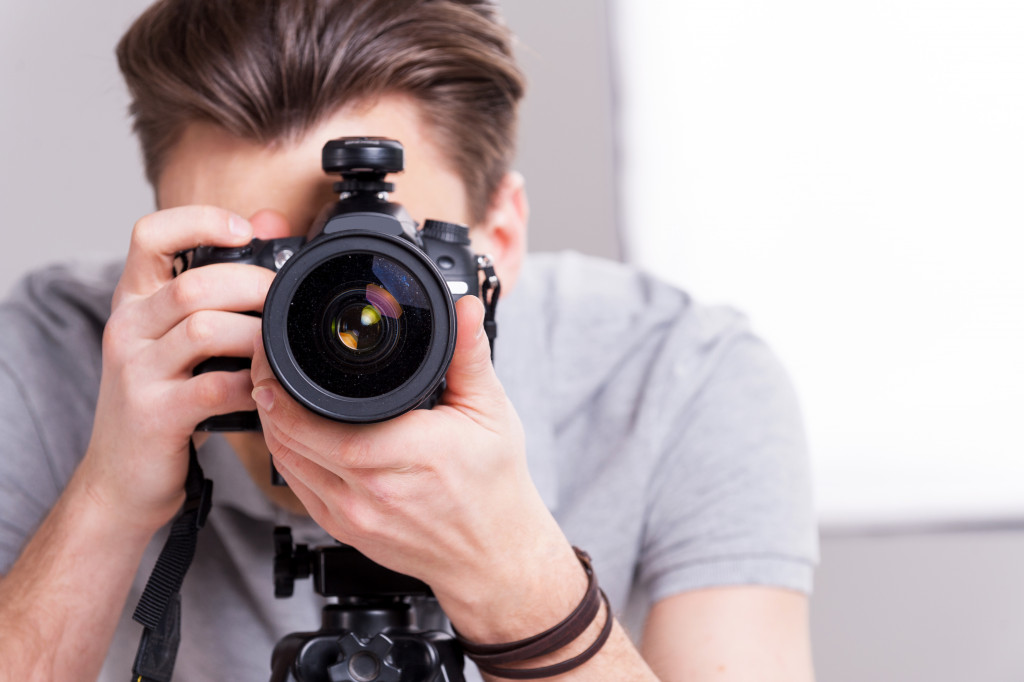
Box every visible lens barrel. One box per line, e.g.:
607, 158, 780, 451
262, 231, 456, 423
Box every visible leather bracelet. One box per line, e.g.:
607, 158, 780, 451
454, 547, 613, 678
478, 590, 613, 680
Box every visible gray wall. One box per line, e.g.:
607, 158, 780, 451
0, 0, 153, 297
502, 0, 620, 260
814, 526, 1024, 681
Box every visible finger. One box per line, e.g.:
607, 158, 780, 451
118, 206, 253, 299
145, 310, 262, 377
252, 377, 372, 473
270, 456, 364, 546
269, 456, 330, 520
174, 369, 258, 430
250, 333, 392, 471
264, 429, 348, 506
137, 262, 276, 338
441, 295, 505, 414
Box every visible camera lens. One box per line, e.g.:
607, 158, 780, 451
263, 232, 457, 423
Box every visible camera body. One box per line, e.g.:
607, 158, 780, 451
177, 137, 495, 426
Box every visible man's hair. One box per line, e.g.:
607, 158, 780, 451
116, 0, 525, 223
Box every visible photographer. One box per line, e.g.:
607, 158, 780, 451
0, 1, 817, 680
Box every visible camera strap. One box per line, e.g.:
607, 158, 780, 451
477, 255, 501, 360
130, 438, 213, 682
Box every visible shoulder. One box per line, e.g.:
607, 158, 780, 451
0, 261, 120, 569
502, 251, 759, 422
514, 250, 697, 326
0, 260, 120, 370
0, 260, 121, 464
503, 253, 817, 599
2, 259, 120, 323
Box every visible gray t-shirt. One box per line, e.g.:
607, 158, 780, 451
0, 252, 817, 681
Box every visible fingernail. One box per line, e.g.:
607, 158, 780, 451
229, 215, 252, 238
252, 386, 274, 411
475, 319, 486, 340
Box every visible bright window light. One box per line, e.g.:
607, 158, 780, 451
612, 0, 1024, 526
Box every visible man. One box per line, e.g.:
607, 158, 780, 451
0, 1, 817, 680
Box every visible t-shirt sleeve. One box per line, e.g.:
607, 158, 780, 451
0, 362, 63, 573
636, 324, 818, 603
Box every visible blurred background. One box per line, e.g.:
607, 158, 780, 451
2, 0, 1023, 678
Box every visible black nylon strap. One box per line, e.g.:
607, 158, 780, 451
131, 439, 212, 682
131, 594, 181, 682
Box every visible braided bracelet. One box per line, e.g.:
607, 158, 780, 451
454, 547, 613, 679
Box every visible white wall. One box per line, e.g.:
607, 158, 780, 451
612, 0, 1024, 526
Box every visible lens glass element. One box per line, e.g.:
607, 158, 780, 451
325, 284, 398, 357
287, 252, 433, 398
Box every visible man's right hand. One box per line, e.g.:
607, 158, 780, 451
0, 207, 294, 682
79, 206, 278, 534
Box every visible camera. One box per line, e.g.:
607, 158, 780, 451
176, 137, 499, 426
166, 138, 487, 681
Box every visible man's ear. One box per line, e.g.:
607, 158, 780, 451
473, 171, 529, 293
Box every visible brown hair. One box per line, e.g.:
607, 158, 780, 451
116, 0, 525, 223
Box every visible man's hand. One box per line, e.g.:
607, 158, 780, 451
0, 207, 294, 682
251, 294, 590, 645
80, 206, 276, 533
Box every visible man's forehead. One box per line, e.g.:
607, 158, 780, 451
156, 97, 472, 229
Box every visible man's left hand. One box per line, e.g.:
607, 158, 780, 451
250, 294, 586, 644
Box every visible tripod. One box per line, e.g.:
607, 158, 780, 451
269, 527, 465, 682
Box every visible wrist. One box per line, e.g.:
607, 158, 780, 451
72, 452, 181, 541
446, 546, 615, 679
435, 539, 589, 645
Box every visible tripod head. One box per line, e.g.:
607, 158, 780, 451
269, 527, 465, 682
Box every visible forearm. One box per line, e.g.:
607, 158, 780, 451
474, 584, 815, 682
641, 587, 815, 682
0, 462, 157, 682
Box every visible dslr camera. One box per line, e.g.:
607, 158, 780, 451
177, 137, 499, 426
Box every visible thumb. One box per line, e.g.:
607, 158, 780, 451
442, 295, 500, 407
